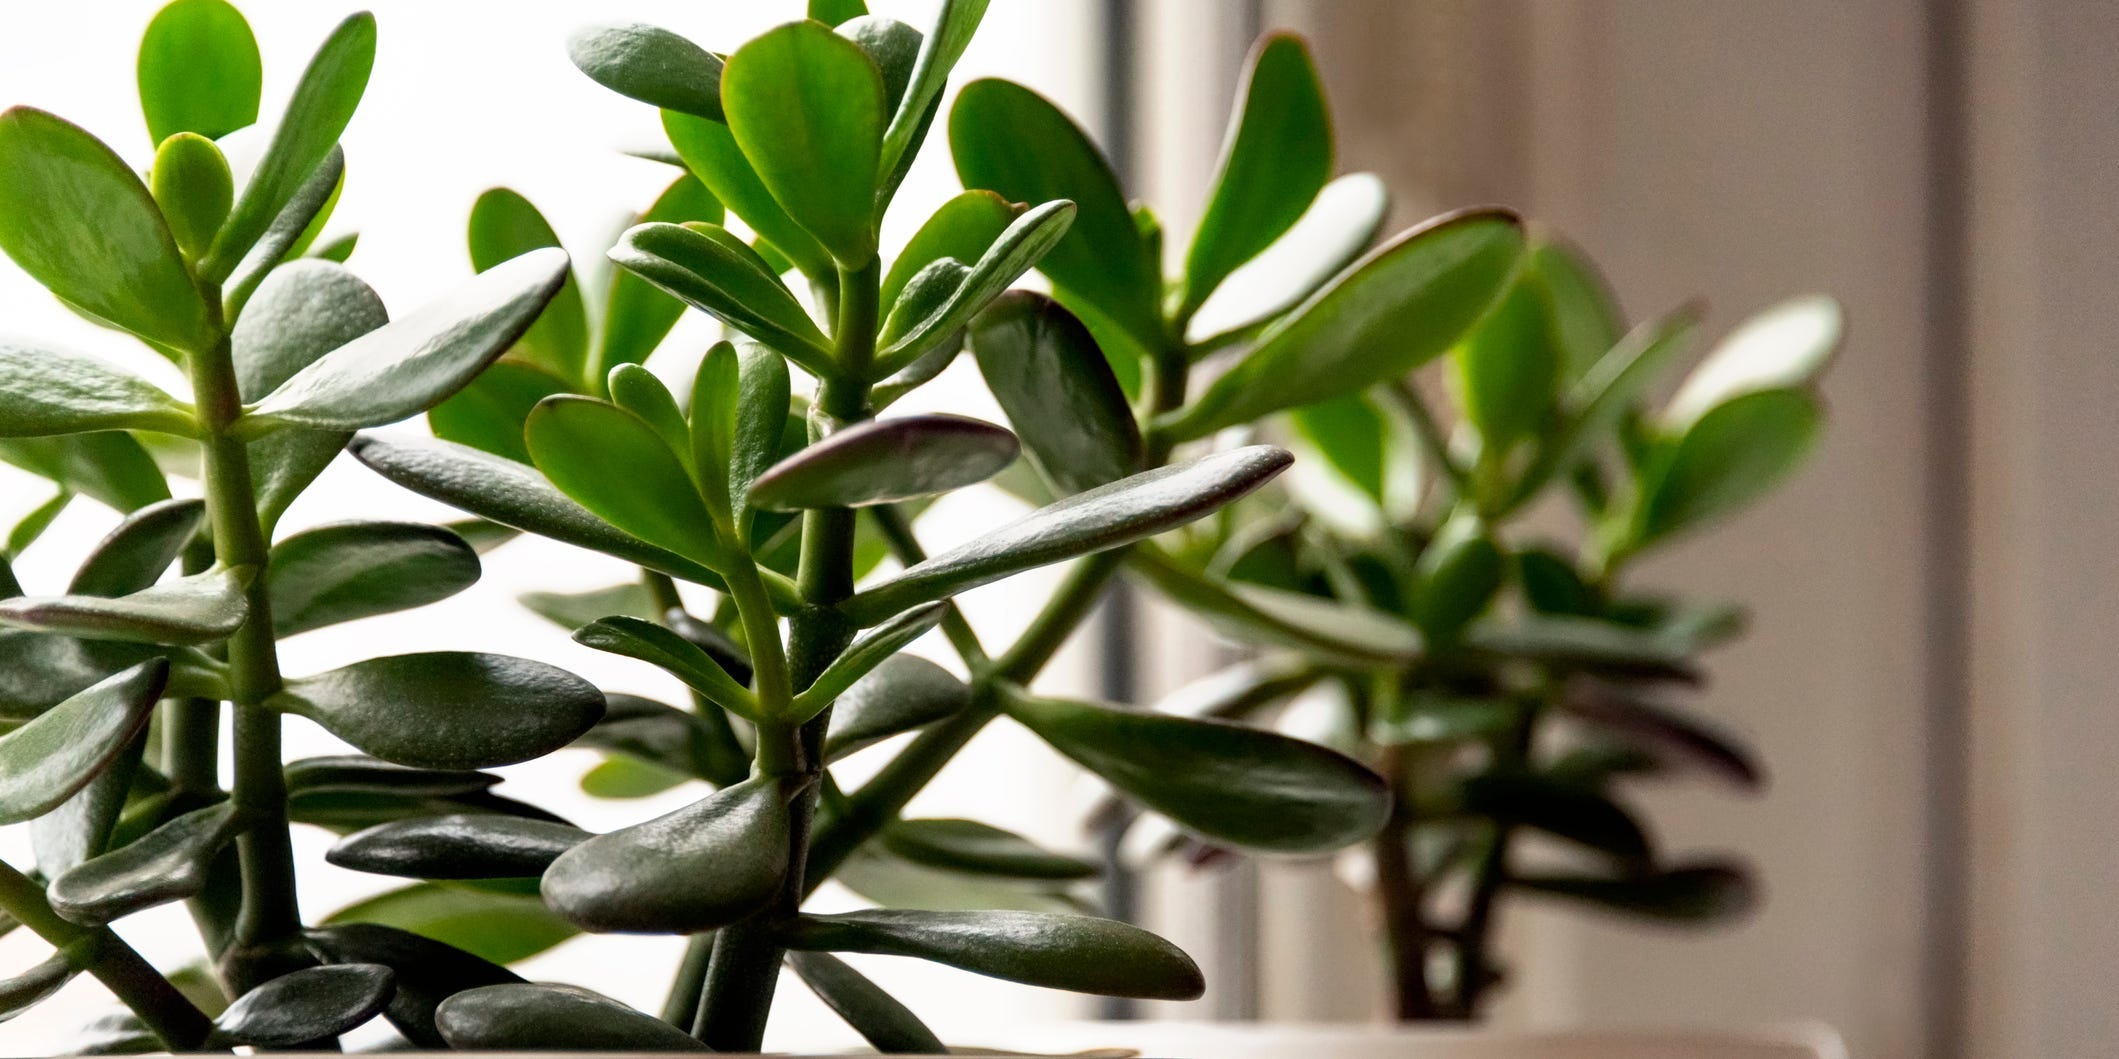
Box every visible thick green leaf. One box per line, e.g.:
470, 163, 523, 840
1167, 209, 1526, 439
788, 950, 946, 1054
607, 363, 690, 458
305, 922, 525, 1049
426, 358, 571, 465
526, 395, 722, 568
575, 617, 756, 719
231, 258, 387, 523
29, 731, 145, 881
0, 660, 164, 824
784, 909, 1203, 999
149, 132, 234, 259
346, 435, 731, 590
723, 20, 886, 264
1453, 278, 1560, 450
0, 953, 73, 1023
48, 801, 245, 925
971, 290, 1140, 494
882, 189, 1017, 311
517, 582, 655, 631
436, 983, 707, 1052
0, 568, 245, 645
1186, 172, 1390, 346
0, 108, 213, 352
568, 23, 724, 121
750, 415, 1018, 511
1508, 307, 1700, 511
284, 755, 500, 799
5, 491, 69, 558
580, 757, 689, 799
541, 775, 791, 934
825, 654, 970, 760
0, 434, 169, 513
579, 692, 742, 787
269, 520, 478, 636
662, 110, 832, 279
269, 652, 604, 770
0, 632, 161, 719
1004, 689, 1388, 854
690, 340, 791, 530
326, 882, 575, 966
1467, 613, 1695, 681
1564, 684, 1762, 790
950, 79, 1159, 346
610, 221, 832, 371
1528, 238, 1625, 381
468, 188, 589, 382
0, 343, 195, 438
1181, 34, 1331, 317
843, 446, 1289, 624
68, 498, 203, 598
202, 12, 376, 281
881, 0, 989, 181
1132, 549, 1422, 667
1411, 515, 1503, 642
599, 174, 722, 375
1514, 861, 1757, 924
221, 145, 345, 318
245, 248, 569, 432
874, 199, 1075, 376
791, 602, 945, 719
883, 818, 1097, 880
1636, 388, 1823, 547
215, 964, 393, 1047
1459, 770, 1653, 863
1664, 295, 1841, 430
137, 0, 261, 142
329, 815, 587, 880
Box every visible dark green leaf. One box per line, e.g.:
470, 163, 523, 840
1186, 172, 1389, 346
436, 983, 708, 1052
201, 12, 376, 282
950, 79, 1158, 346
329, 815, 587, 880
0, 631, 160, 719
881, 0, 989, 181
662, 110, 832, 279
836, 847, 1086, 915
0, 107, 213, 352
839, 17, 920, 138
599, 174, 722, 375
526, 395, 721, 569
791, 602, 945, 719
325, 883, 575, 966
825, 654, 970, 760
426, 358, 572, 465
68, 498, 203, 597
1131, 549, 1422, 667
1466, 613, 1696, 681
568, 23, 724, 121
1148, 655, 1324, 723
0, 342, 195, 438
542, 776, 791, 934
881, 189, 1017, 312
268, 520, 479, 637
1004, 689, 1387, 854
0, 953, 73, 1022
245, 249, 570, 432
873, 199, 1076, 375
843, 446, 1289, 624
310, 231, 357, 263
1564, 683, 1762, 789
268, 652, 604, 770
137, 0, 261, 142
1166, 209, 1525, 440
1635, 389, 1823, 547
215, 963, 393, 1047
30, 730, 145, 880
788, 950, 946, 1055
0, 568, 246, 645
305, 922, 525, 1049
575, 617, 756, 719
284, 755, 500, 800
883, 818, 1097, 880
971, 290, 1140, 494
1459, 770, 1653, 863
608, 221, 832, 371
468, 188, 588, 382
579, 692, 741, 787
1517, 548, 1596, 616
1180, 34, 1331, 317
1411, 515, 1503, 642
749, 415, 1018, 511
48, 801, 245, 925
149, 133, 233, 259
723, 20, 886, 263
0, 660, 164, 824
1515, 861, 1756, 925
814, 0, 871, 24
0, 434, 169, 513
783, 909, 1202, 1000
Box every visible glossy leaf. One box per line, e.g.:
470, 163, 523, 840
325, 882, 575, 967
0, 108, 214, 352
149, 133, 233, 259
284, 755, 501, 800
0, 953, 72, 1023
971, 290, 1140, 494
599, 174, 722, 375
610, 221, 832, 369
825, 654, 971, 760
788, 950, 946, 1054
49, 801, 245, 926
0, 660, 164, 824
883, 818, 1097, 880
836, 846, 1086, 916
1528, 238, 1625, 380
245, 249, 570, 432
1636, 388, 1823, 547
750, 415, 1019, 511
29, 731, 144, 881
215, 964, 393, 1047
1453, 278, 1560, 449
231, 257, 387, 521
1459, 770, 1653, 863
468, 188, 588, 382
580, 757, 688, 799
950, 78, 1159, 347
0, 433, 169, 513
68, 498, 203, 598
881, 0, 987, 180
329, 815, 587, 880
426, 358, 571, 465
268, 652, 604, 770
1169, 210, 1526, 439
1004, 689, 1388, 854
137, 0, 262, 142
526, 395, 722, 569
1508, 308, 1700, 510
568, 23, 724, 121
346, 435, 732, 590
0, 631, 161, 719
690, 340, 791, 529
0, 343, 195, 438
518, 582, 655, 631
436, 983, 708, 1052
723, 20, 886, 263
882, 189, 1017, 312
202, 12, 376, 281
1181, 34, 1331, 317
268, 521, 480, 637
1187, 172, 1390, 346
1132, 549, 1422, 667
783, 909, 1203, 999
845, 446, 1290, 624
221, 145, 345, 318
791, 602, 945, 719
305, 922, 525, 1049
578, 692, 743, 788
0, 568, 246, 645
608, 364, 689, 460
662, 110, 833, 279
1664, 295, 1842, 430
575, 617, 756, 719
542, 776, 791, 934
874, 199, 1076, 374
1514, 861, 1757, 924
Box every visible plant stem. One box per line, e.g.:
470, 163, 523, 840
1369, 743, 1437, 1020
1450, 697, 1537, 1017
0, 860, 219, 1051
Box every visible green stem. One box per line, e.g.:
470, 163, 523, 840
0, 860, 219, 1051
661, 933, 714, 1028
1370, 743, 1437, 1020
1450, 697, 1537, 1017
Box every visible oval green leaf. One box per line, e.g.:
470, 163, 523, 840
790, 602, 945, 719
1514, 860, 1756, 924
0, 568, 246, 645
436, 983, 708, 1053
269, 652, 604, 770
304, 922, 525, 1049
67, 497, 203, 598
329, 815, 588, 880
723, 20, 887, 263
825, 654, 970, 761
1187, 172, 1390, 347
48, 801, 246, 925
971, 290, 1140, 494
662, 109, 832, 279
0, 659, 165, 824
268, 520, 480, 637
609, 221, 832, 371
0, 343, 194, 439
541, 776, 790, 934
874, 199, 1076, 377
1636, 388, 1823, 547
882, 188, 1017, 312
788, 950, 946, 1054
783, 909, 1203, 1000
468, 188, 588, 383
574, 616, 756, 719
749, 415, 1019, 511
599, 174, 723, 375
149, 132, 234, 259
215, 964, 393, 1047
1664, 294, 1842, 430
426, 358, 572, 466
525, 395, 722, 568
137, 0, 262, 142
568, 23, 724, 121
325, 882, 576, 967
882, 818, 1098, 881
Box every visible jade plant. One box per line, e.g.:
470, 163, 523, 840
1014, 35, 1844, 1021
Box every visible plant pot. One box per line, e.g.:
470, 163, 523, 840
960, 1020, 1849, 1059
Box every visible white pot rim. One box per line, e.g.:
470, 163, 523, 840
953, 1019, 1849, 1059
